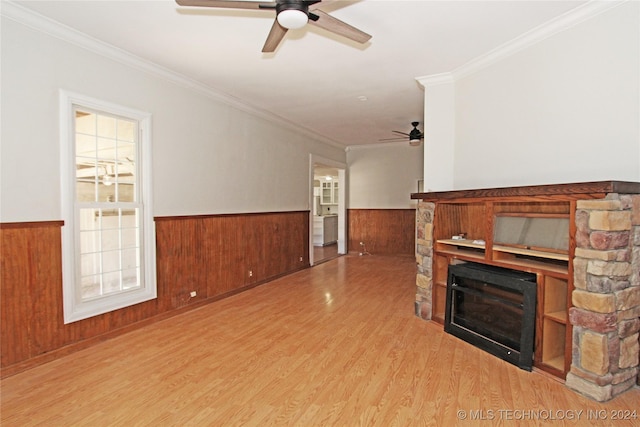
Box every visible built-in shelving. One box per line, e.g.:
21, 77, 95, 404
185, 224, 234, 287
416, 191, 576, 378
539, 275, 570, 375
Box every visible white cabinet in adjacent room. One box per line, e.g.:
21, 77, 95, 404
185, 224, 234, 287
321, 180, 339, 205
313, 215, 338, 246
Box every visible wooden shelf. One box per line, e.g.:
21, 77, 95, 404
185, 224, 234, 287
435, 248, 486, 263
493, 245, 568, 261
435, 239, 485, 262
542, 355, 565, 372
492, 256, 568, 276
545, 311, 567, 323
437, 238, 485, 250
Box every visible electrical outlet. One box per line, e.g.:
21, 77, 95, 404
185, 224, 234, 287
190, 291, 197, 298
249, 270, 253, 277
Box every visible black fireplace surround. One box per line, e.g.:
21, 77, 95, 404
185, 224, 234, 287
444, 262, 537, 371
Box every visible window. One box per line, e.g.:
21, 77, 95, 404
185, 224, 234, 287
60, 91, 156, 323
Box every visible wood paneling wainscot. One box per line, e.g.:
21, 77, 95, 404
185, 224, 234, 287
347, 209, 416, 255
0, 211, 309, 377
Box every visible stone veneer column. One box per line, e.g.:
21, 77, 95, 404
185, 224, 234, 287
415, 201, 435, 320
566, 193, 640, 401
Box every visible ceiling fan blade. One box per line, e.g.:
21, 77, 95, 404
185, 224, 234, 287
262, 19, 288, 53
308, 0, 335, 13
175, 0, 271, 9
308, 9, 371, 44
392, 131, 410, 137
379, 137, 407, 142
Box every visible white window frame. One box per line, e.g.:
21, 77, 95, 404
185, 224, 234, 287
60, 90, 156, 324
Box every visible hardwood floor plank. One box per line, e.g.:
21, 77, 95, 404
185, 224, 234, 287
2, 255, 639, 426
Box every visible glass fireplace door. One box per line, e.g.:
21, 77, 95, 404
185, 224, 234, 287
445, 262, 537, 370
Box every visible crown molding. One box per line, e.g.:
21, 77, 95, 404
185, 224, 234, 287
0, 1, 344, 149
453, 0, 627, 80
414, 0, 627, 85
416, 73, 455, 88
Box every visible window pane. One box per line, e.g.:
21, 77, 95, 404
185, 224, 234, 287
98, 177, 115, 203
77, 206, 142, 301
78, 208, 99, 232
122, 248, 139, 270
79, 229, 100, 253
75, 111, 95, 134
80, 253, 100, 279
76, 133, 97, 157
117, 119, 136, 142
102, 271, 121, 295
115, 140, 136, 202
101, 228, 120, 252
80, 274, 101, 299
121, 215, 139, 249
97, 115, 117, 139
117, 140, 136, 160
76, 156, 97, 177
76, 182, 97, 203
97, 136, 117, 162
102, 249, 121, 273
121, 227, 138, 249
117, 183, 135, 203
122, 268, 140, 290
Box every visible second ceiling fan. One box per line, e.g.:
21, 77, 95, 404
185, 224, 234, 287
175, 0, 372, 53
380, 122, 424, 146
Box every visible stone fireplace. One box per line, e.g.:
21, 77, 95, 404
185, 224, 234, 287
412, 181, 640, 402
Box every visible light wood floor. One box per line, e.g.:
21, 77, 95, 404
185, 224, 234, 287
2, 255, 639, 426
313, 243, 339, 264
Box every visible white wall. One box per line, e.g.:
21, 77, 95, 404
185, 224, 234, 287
421, 76, 455, 192
0, 16, 345, 222
421, 1, 640, 191
347, 143, 424, 209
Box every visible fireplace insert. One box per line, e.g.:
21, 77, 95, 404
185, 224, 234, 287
445, 262, 537, 370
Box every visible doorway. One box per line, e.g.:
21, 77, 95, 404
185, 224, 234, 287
309, 155, 346, 265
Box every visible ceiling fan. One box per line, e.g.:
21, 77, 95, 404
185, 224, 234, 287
175, 0, 372, 53
380, 122, 424, 146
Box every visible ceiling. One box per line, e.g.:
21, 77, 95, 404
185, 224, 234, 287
10, 0, 587, 148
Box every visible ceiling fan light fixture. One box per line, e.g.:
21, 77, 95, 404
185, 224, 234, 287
409, 131, 421, 143
277, 9, 308, 29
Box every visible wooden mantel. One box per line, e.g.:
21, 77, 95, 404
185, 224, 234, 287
411, 180, 640, 202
